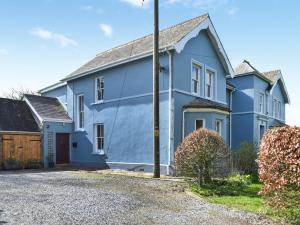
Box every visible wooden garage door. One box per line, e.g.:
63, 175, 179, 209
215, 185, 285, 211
1, 134, 41, 166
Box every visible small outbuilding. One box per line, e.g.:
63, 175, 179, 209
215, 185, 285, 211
0, 98, 41, 169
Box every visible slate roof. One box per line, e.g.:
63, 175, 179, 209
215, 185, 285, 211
234, 60, 272, 83
262, 70, 281, 85
24, 95, 71, 122
62, 13, 209, 81
0, 98, 40, 132
183, 98, 230, 112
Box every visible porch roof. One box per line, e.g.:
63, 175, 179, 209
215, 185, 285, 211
183, 98, 230, 112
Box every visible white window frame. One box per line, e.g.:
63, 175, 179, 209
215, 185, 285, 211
76, 94, 84, 130
215, 120, 222, 136
258, 120, 267, 142
259, 93, 265, 114
273, 99, 277, 117
195, 119, 206, 130
277, 101, 281, 119
191, 60, 203, 96
95, 76, 104, 102
205, 67, 216, 100
94, 123, 105, 155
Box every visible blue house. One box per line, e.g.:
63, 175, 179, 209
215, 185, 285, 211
37, 14, 235, 174
228, 60, 290, 149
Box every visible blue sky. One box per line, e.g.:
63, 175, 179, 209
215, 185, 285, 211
0, 0, 299, 126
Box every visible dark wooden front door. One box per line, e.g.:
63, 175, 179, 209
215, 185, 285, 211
56, 133, 70, 164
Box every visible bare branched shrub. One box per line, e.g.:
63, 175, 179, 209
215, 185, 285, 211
175, 128, 230, 183
4, 87, 36, 100
258, 126, 300, 207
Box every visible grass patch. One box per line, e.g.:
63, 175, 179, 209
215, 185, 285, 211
190, 178, 300, 224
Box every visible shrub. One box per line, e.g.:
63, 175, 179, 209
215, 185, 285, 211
4, 158, 22, 170
25, 159, 43, 169
232, 142, 259, 181
258, 126, 300, 207
175, 128, 229, 183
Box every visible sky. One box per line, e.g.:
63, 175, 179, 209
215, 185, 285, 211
0, 0, 299, 126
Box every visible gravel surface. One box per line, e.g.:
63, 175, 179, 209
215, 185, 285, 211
0, 170, 279, 225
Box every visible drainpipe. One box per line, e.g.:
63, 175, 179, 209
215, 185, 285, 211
167, 50, 174, 176
229, 90, 233, 149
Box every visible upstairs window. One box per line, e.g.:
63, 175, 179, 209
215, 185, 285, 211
273, 99, 277, 117
277, 101, 281, 119
95, 77, 104, 102
192, 63, 201, 95
259, 93, 265, 114
77, 94, 84, 129
206, 70, 215, 99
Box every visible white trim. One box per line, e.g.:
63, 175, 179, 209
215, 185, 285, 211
191, 59, 204, 96
205, 66, 217, 100
184, 108, 230, 115
38, 82, 67, 94
258, 120, 267, 142
215, 119, 222, 136
269, 72, 290, 104
95, 76, 104, 102
107, 161, 169, 166
229, 91, 233, 148
76, 94, 84, 131
91, 90, 169, 106
259, 92, 265, 114
174, 17, 234, 76
94, 123, 105, 155
232, 111, 286, 123
23, 97, 43, 124
0, 131, 41, 135
44, 118, 73, 123
195, 119, 206, 130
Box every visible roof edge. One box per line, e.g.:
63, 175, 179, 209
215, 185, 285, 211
38, 82, 67, 94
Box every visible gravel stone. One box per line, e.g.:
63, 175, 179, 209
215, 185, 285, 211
0, 170, 279, 225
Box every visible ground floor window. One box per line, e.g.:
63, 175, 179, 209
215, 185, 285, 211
215, 120, 222, 136
95, 124, 104, 154
195, 119, 205, 130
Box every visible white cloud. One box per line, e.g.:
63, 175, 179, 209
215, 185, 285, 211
120, 0, 150, 8
0, 49, 8, 55
30, 27, 78, 47
98, 24, 113, 37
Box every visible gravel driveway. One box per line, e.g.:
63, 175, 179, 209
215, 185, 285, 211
0, 170, 277, 225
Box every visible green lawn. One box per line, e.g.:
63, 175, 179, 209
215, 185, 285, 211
190, 181, 300, 224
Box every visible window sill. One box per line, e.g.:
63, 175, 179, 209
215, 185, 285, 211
74, 129, 85, 133
92, 150, 105, 155
91, 100, 104, 106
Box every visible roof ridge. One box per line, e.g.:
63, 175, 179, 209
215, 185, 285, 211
95, 13, 209, 57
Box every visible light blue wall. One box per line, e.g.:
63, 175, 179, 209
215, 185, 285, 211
184, 111, 229, 144
230, 73, 287, 149
172, 30, 230, 154
41, 85, 67, 105
43, 121, 73, 167
66, 55, 170, 169
229, 76, 254, 113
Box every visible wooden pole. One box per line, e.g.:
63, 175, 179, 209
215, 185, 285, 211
153, 0, 160, 178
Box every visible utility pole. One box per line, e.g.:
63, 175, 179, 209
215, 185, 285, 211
153, 0, 160, 178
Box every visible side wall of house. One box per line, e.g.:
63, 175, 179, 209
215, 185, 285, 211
41, 85, 68, 105
66, 54, 170, 172
172, 30, 230, 156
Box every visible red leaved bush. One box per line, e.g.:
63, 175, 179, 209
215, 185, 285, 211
258, 126, 300, 206
175, 128, 229, 181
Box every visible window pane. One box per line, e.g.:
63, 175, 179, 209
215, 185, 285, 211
193, 80, 198, 93
196, 120, 204, 130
